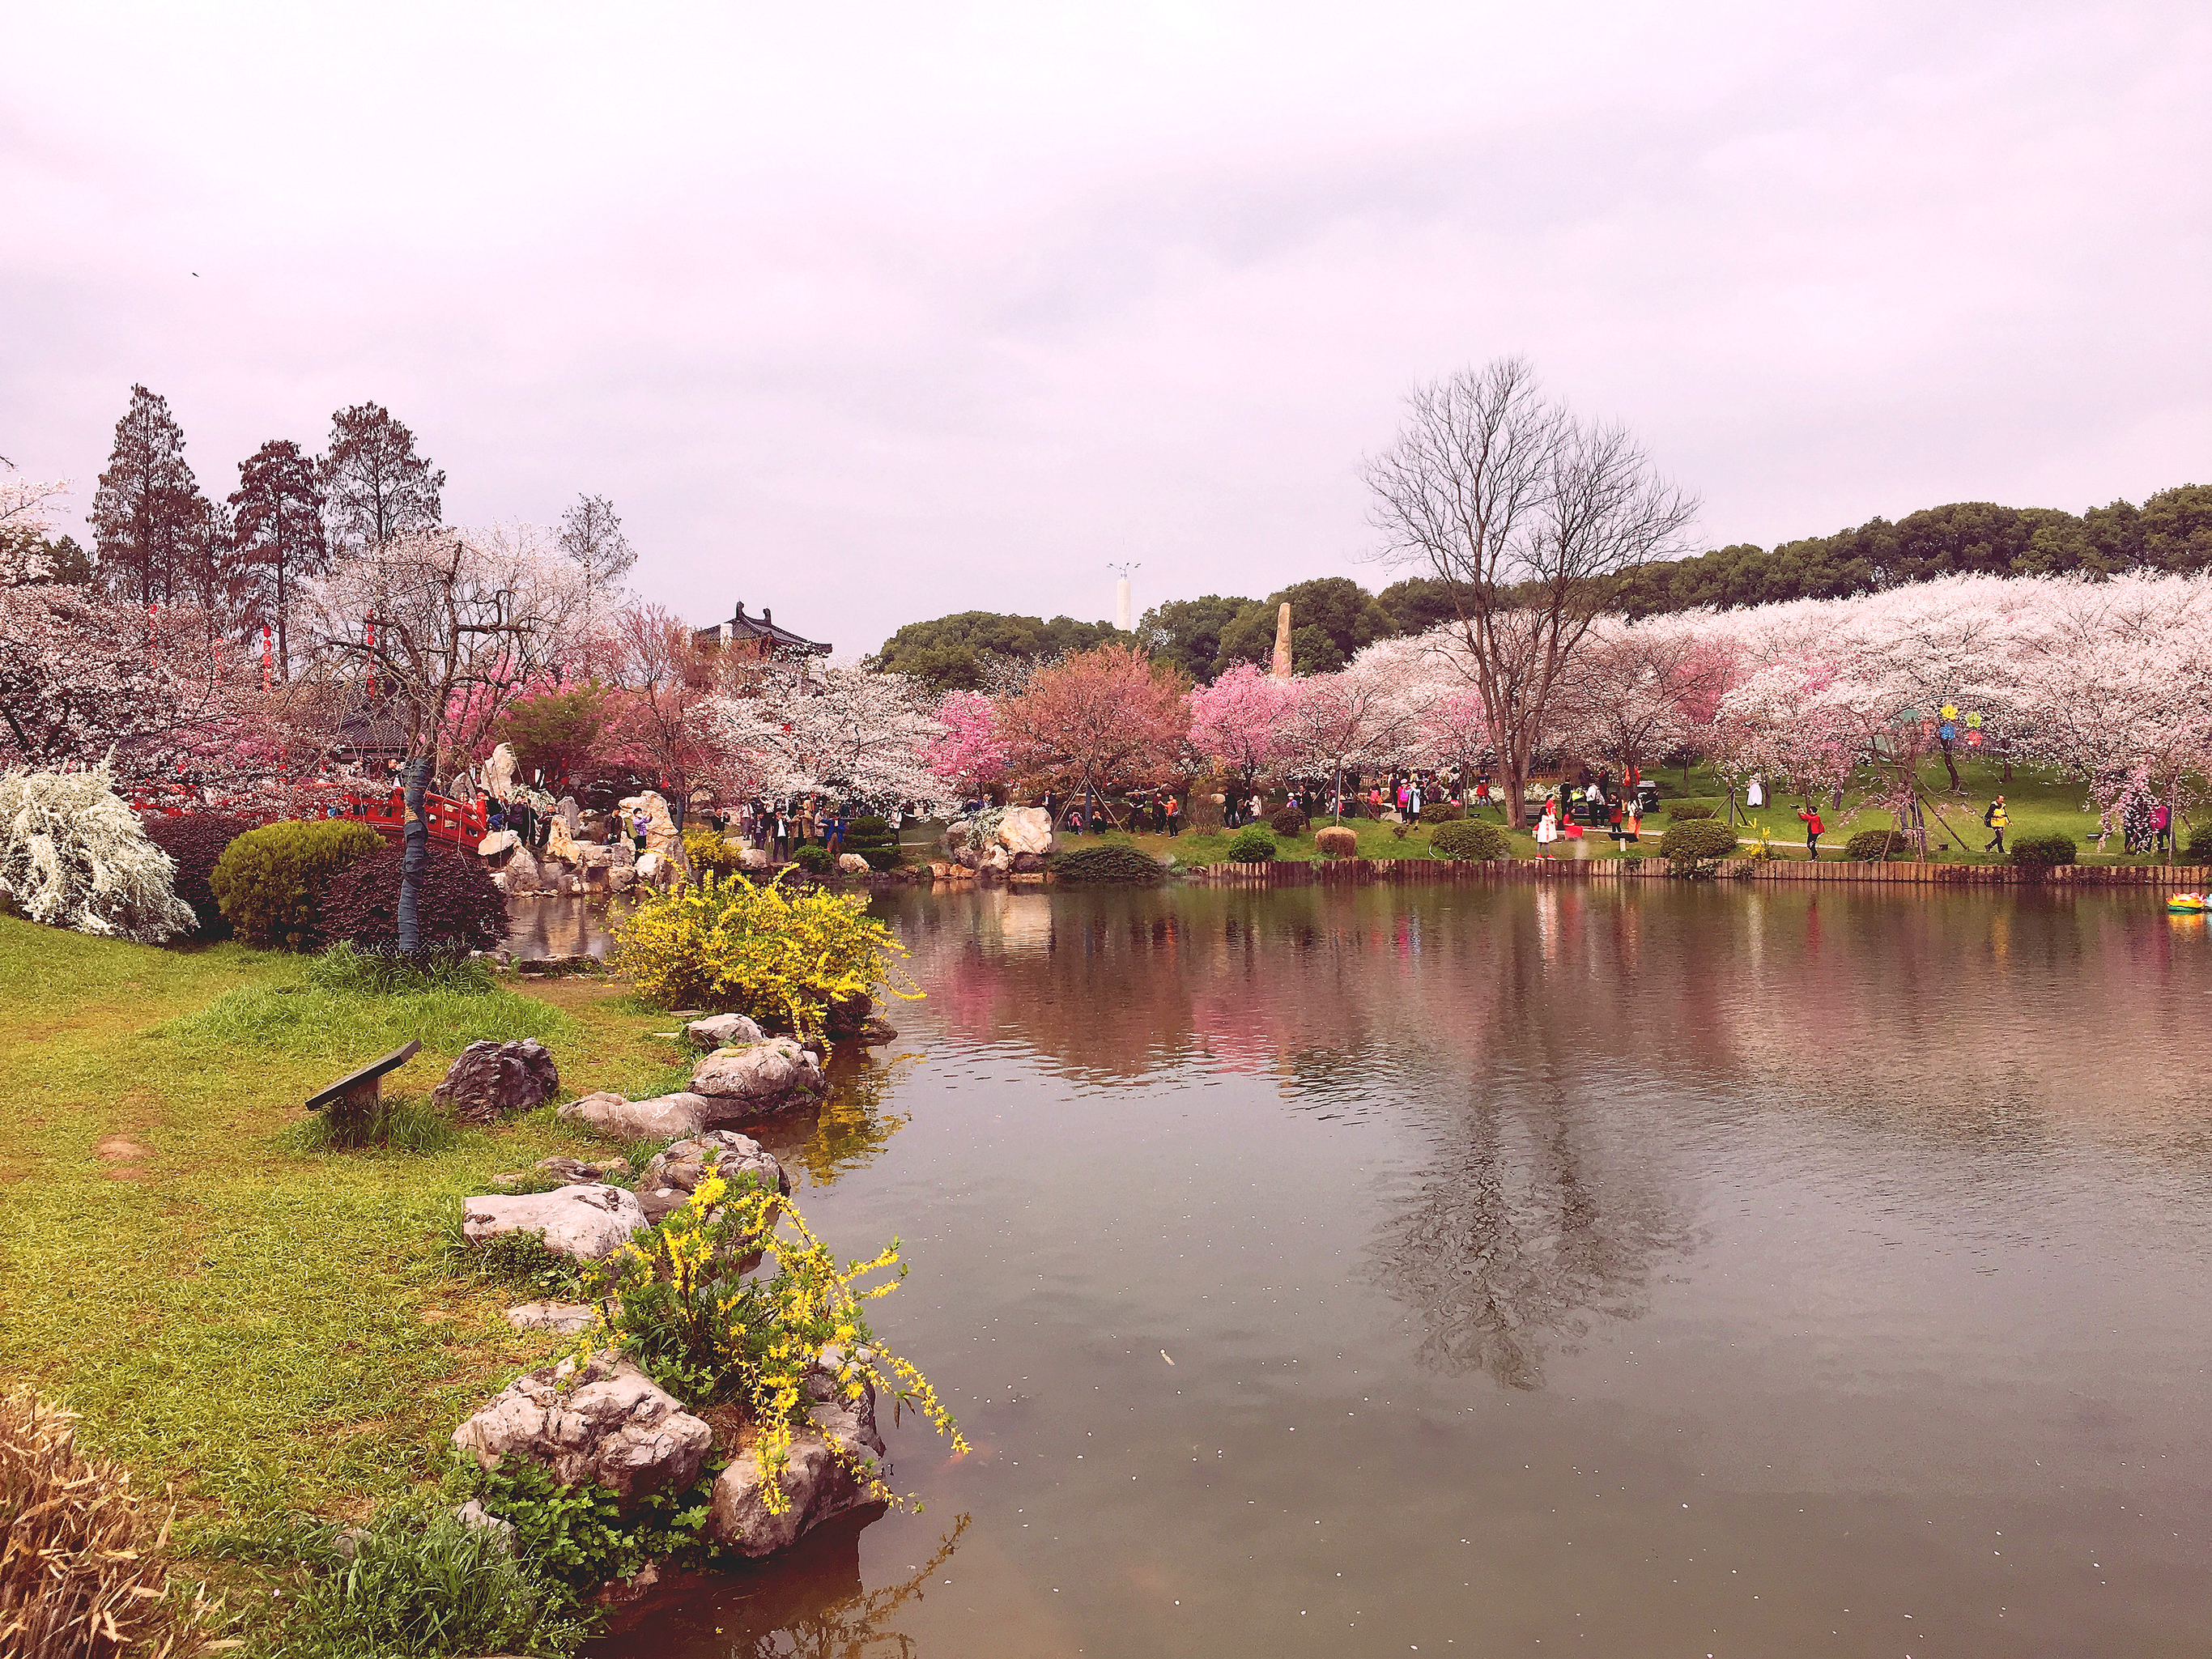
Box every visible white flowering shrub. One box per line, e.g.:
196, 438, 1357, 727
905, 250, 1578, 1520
0, 764, 196, 942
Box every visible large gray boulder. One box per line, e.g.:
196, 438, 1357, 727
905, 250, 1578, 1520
691, 1040, 827, 1117
636, 1131, 789, 1224
461, 1185, 645, 1261
559, 1090, 716, 1141
434, 1039, 561, 1124
708, 1346, 887, 1557
455, 1351, 711, 1508
686, 1013, 766, 1049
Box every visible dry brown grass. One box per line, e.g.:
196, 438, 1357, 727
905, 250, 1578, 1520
0, 1386, 204, 1659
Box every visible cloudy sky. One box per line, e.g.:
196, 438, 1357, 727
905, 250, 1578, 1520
6, 2, 2208, 653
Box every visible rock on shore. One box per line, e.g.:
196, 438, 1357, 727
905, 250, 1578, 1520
461, 1185, 645, 1260
453, 1351, 711, 1506
708, 1346, 888, 1557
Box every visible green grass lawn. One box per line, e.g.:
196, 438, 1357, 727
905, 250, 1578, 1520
0, 921, 695, 1618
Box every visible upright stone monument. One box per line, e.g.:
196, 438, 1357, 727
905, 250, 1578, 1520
1270, 602, 1293, 679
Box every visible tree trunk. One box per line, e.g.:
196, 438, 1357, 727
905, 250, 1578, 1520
398, 754, 431, 956
1940, 738, 1961, 791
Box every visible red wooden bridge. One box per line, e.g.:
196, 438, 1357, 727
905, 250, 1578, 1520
130, 785, 491, 849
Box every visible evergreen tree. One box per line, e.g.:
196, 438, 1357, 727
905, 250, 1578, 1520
319, 402, 444, 556
89, 385, 213, 607
229, 439, 327, 675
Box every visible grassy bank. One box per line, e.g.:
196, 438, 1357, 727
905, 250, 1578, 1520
1069, 758, 2193, 867
0, 920, 693, 1627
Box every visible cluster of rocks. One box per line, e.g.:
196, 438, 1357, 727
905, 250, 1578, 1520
483, 791, 687, 898
559, 1034, 827, 1140
928, 804, 1055, 882
451, 1345, 888, 1559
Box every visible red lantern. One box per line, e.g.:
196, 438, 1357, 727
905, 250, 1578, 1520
1966, 730, 1983, 747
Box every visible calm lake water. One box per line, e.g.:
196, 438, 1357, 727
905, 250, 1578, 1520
594, 881, 2212, 1659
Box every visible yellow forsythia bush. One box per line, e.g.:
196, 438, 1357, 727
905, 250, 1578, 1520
611, 871, 912, 1035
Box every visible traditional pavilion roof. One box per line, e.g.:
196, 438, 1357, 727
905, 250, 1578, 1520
691, 600, 832, 657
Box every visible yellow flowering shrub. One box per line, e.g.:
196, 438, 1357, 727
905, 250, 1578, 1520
610, 870, 915, 1036
576, 1167, 964, 1513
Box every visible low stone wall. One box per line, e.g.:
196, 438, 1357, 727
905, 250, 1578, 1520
1184, 857, 2210, 889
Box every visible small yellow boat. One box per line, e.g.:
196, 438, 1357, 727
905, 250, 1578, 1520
2167, 892, 2208, 914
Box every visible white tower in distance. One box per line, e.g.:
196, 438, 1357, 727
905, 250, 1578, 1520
1108, 561, 1140, 632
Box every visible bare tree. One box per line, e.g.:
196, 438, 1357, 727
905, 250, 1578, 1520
558, 492, 636, 609
305, 525, 582, 951
1365, 358, 1697, 827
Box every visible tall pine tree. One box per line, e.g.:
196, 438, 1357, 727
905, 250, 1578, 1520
319, 402, 445, 557
229, 439, 327, 676
89, 385, 215, 608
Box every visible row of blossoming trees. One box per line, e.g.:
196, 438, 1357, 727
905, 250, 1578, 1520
9, 354, 2211, 884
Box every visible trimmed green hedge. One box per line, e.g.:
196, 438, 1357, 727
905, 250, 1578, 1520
842, 815, 903, 869
2010, 833, 2078, 870
1268, 806, 1310, 836
1050, 844, 1165, 884
1431, 819, 1510, 861
1417, 801, 1465, 824
1665, 803, 1716, 821
209, 819, 384, 949
1844, 828, 1908, 862
1659, 818, 1739, 867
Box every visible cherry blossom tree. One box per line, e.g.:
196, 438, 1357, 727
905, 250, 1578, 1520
1, 471, 71, 586
1551, 613, 1735, 785
1185, 661, 1294, 789
2007, 572, 2212, 861
1276, 650, 1433, 819
994, 643, 1189, 825
922, 689, 1010, 798
701, 659, 948, 812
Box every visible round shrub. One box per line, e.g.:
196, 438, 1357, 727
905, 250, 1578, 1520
2011, 833, 2078, 870
1844, 828, 1908, 862
793, 844, 834, 876
1314, 825, 1359, 858
2187, 827, 2212, 862
1049, 844, 1165, 884
684, 825, 747, 877
142, 812, 258, 938
1431, 819, 1510, 861
209, 819, 384, 949
1268, 806, 1310, 836
1659, 818, 1740, 867
1224, 826, 1277, 863
1417, 800, 1465, 824
1665, 803, 1716, 822
612, 872, 904, 1034
317, 843, 508, 958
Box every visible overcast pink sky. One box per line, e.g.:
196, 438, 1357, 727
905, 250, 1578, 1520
6, 2, 2208, 654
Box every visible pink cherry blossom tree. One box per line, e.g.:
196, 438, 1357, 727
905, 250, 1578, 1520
923, 689, 1010, 798
1185, 661, 1295, 791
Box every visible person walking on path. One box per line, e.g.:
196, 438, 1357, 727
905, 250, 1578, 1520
1983, 795, 2008, 855
2153, 802, 2172, 854
1165, 793, 1181, 837
1797, 802, 1825, 858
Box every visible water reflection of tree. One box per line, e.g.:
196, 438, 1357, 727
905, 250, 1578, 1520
1368, 1081, 1687, 1389
727, 1512, 969, 1659
785, 1049, 917, 1187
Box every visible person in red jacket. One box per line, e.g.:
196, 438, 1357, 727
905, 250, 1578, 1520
1797, 803, 1824, 858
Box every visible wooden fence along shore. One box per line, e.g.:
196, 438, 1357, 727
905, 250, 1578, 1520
1184, 857, 2212, 889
